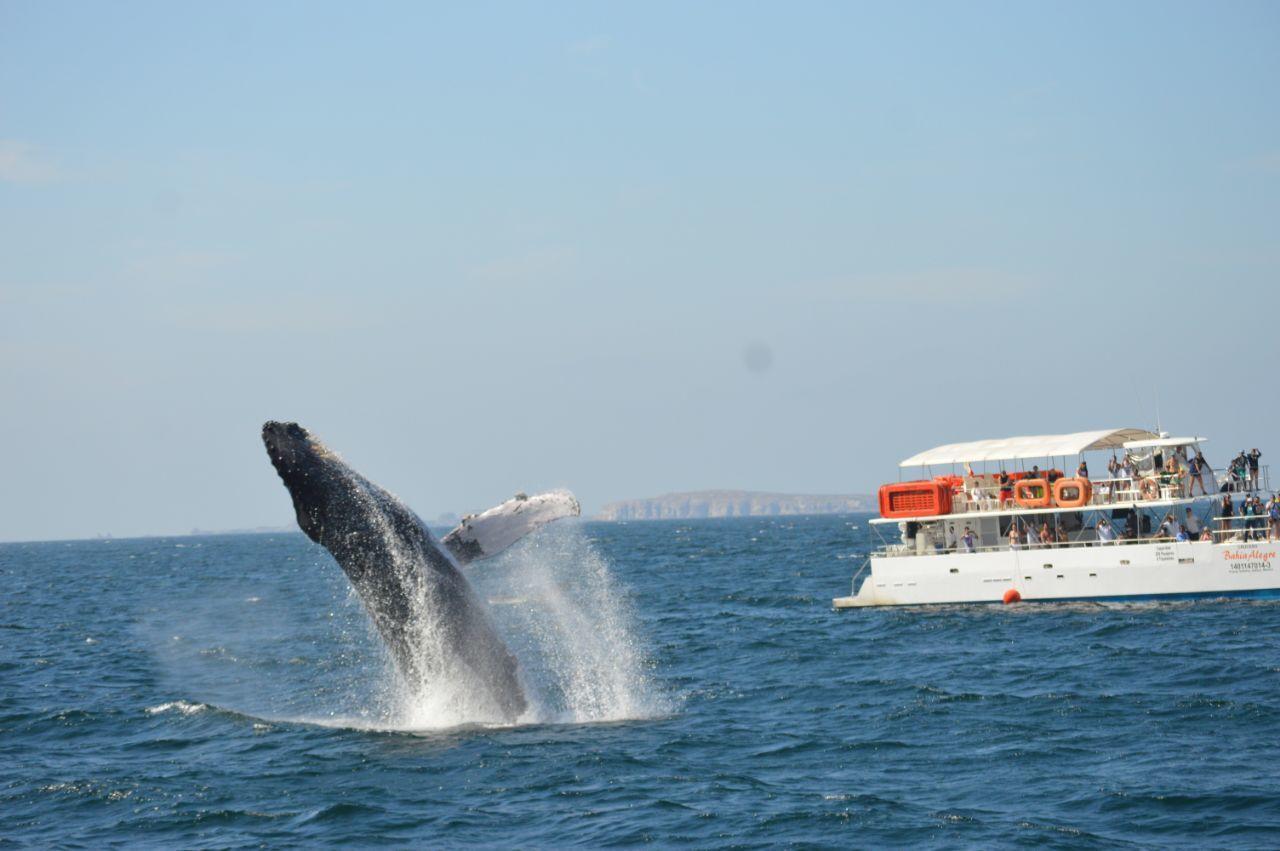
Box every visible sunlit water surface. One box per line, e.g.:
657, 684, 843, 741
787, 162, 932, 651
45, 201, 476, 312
3, 516, 1280, 847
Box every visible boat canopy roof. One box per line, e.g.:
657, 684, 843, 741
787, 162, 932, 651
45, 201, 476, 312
900, 428, 1158, 468
1122, 436, 1206, 449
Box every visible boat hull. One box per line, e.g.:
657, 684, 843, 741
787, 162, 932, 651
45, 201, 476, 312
833, 540, 1280, 608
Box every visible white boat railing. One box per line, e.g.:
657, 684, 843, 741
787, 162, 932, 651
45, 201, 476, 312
878, 511, 1280, 558
949, 466, 1270, 515
1208, 514, 1280, 542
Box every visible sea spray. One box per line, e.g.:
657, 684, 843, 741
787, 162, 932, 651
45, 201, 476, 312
323, 515, 666, 729
345, 480, 523, 728
149, 517, 663, 730
462, 521, 668, 725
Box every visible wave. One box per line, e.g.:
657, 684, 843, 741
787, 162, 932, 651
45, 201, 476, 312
145, 700, 209, 716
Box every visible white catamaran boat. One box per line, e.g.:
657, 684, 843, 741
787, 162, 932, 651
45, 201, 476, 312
834, 428, 1278, 607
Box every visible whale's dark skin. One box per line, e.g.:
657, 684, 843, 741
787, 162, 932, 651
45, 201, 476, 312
261, 421, 526, 720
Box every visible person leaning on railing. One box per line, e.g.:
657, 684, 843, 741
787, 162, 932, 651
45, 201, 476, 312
1220, 493, 1234, 535
1243, 495, 1265, 540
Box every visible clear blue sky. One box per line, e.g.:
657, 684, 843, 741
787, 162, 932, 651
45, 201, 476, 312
2, 1, 1278, 541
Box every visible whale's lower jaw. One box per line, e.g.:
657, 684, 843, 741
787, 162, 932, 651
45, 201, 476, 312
261, 421, 528, 722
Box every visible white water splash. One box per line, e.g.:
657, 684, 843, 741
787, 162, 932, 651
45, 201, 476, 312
342, 481, 525, 729
146, 700, 208, 716
381, 521, 666, 730
149, 489, 663, 733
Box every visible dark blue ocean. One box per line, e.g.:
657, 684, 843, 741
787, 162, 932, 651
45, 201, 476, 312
4, 515, 1280, 848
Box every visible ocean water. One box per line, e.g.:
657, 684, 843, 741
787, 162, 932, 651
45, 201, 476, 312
3, 515, 1280, 848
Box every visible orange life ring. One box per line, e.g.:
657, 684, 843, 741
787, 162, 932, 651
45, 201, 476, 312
1013, 478, 1052, 509
1053, 477, 1092, 508
1140, 477, 1160, 500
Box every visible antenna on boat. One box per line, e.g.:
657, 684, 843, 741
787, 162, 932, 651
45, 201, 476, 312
1155, 386, 1162, 434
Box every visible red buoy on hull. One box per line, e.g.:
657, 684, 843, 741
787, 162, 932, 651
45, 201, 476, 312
1002, 588, 1021, 604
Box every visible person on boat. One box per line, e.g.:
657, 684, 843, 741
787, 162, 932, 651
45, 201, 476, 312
1230, 453, 1248, 492
1096, 517, 1116, 544
961, 526, 977, 553
1164, 455, 1184, 497
1030, 464, 1042, 481
1039, 520, 1052, 548
1200, 527, 1214, 542
1007, 522, 1022, 550
1154, 513, 1175, 540
1076, 459, 1089, 480
1187, 450, 1207, 496
964, 476, 986, 509
1239, 496, 1255, 540
1183, 508, 1202, 541
1246, 496, 1264, 540
1268, 494, 1280, 542
998, 471, 1013, 507
1220, 493, 1235, 536
1248, 448, 1262, 491
1153, 448, 1165, 473
1122, 455, 1138, 494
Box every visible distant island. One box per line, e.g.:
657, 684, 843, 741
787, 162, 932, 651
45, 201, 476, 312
596, 490, 873, 521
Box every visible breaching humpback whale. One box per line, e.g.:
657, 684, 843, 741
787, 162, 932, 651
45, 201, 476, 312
261, 421, 579, 721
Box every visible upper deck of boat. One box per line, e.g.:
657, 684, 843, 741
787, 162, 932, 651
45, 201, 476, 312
872, 427, 1270, 526
866, 475, 1260, 525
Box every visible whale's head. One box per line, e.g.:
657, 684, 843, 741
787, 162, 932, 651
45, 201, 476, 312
262, 420, 359, 545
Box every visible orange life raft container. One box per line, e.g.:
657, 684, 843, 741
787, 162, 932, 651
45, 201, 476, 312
1013, 478, 1052, 509
878, 481, 953, 519
1053, 477, 1092, 508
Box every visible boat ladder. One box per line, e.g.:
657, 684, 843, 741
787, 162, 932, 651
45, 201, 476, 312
850, 556, 871, 595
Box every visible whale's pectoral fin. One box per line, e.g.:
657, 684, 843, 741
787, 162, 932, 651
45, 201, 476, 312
443, 489, 581, 565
